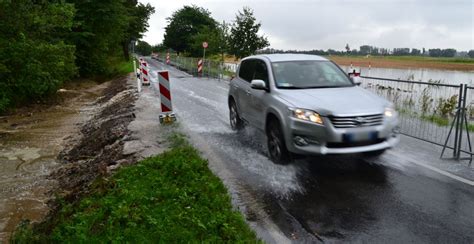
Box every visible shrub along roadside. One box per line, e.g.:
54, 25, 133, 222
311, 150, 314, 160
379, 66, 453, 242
13, 134, 259, 242
0, 1, 154, 114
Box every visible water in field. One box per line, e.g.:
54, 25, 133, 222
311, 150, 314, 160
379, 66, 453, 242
341, 65, 474, 85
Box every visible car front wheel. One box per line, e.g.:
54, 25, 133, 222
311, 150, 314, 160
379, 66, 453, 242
229, 100, 244, 131
267, 120, 291, 164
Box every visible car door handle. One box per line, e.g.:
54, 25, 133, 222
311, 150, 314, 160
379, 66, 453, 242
232, 84, 238, 89
245, 90, 251, 96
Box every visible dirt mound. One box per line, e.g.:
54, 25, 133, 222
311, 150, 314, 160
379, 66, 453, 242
51, 75, 137, 202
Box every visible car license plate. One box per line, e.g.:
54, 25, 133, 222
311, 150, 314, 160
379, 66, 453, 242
343, 131, 378, 142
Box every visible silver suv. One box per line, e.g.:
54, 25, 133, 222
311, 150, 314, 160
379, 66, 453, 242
228, 54, 399, 164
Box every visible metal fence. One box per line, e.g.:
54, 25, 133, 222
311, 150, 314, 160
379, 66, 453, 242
153, 53, 235, 80
360, 76, 472, 161
459, 86, 474, 159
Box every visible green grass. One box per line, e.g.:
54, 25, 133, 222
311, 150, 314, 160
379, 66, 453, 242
110, 57, 135, 76
421, 114, 450, 127
467, 123, 474, 132
13, 133, 259, 243
398, 108, 474, 132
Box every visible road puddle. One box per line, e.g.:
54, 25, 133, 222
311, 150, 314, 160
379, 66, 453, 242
0, 80, 106, 241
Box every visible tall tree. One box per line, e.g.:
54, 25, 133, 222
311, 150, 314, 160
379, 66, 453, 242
468, 50, 474, 58
135, 40, 152, 55
67, 0, 154, 76
190, 26, 220, 57
0, 1, 76, 112
121, 1, 155, 60
345, 44, 350, 53
217, 21, 230, 61
228, 7, 269, 59
163, 5, 217, 55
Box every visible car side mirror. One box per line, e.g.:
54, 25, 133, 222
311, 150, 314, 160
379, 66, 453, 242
250, 79, 267, 90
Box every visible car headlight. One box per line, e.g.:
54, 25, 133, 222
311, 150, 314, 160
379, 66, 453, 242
291, 108, 323, 125
385, 107, 396, 117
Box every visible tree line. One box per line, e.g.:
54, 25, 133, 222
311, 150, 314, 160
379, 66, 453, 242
0, 0, 154, 113
135, 5, 270, 60
260, 45, 474, 58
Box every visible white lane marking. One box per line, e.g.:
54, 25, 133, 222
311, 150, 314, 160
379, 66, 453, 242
389, 151, 474, 186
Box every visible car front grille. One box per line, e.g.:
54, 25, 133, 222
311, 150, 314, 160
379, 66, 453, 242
329, 114, 384, 128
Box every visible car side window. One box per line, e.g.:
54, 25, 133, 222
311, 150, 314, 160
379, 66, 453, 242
253, 60, 269, 85
238, 60, 255, 82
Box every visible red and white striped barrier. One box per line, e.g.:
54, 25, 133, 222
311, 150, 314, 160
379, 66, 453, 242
158, 71, 172, 112
140, 60, 150, 86
166, 52, 170, 65
157, 71, 176, 123
197, 59, 203, 75
349, 69, 361, 77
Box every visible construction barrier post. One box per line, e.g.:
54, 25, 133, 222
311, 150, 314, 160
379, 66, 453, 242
157, 71, 176, 124
197, 59, 203, 77
133, 59, 141, 93
140, 59, 150, 86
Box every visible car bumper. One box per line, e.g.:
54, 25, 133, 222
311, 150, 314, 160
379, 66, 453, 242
285, 116, 400, 155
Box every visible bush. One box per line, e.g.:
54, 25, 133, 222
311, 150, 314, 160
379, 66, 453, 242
0, 1, 76, 113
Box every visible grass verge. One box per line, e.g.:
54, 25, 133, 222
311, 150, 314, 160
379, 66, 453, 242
13, 133, 259, 243
108, 56, 135, 77
398, 108, 474, 132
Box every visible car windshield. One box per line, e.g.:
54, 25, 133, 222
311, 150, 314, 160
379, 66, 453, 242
272, 60, 354, 89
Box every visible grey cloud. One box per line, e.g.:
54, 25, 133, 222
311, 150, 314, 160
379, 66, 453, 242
141, 0, 473, 51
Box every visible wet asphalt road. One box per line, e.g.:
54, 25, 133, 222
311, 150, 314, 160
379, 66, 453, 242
146, 59, 474, 243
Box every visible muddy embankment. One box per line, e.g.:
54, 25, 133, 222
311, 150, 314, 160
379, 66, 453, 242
52, 75, 137, 202
0, 74, 137, 241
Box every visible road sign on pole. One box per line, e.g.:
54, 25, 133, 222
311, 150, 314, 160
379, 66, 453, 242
202, 42, 208, 76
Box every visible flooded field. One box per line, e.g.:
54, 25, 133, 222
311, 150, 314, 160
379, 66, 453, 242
0, 81, 106, 241
341, 65, 474, 85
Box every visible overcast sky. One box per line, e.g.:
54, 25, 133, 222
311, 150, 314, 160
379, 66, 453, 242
139, 0, 473, 51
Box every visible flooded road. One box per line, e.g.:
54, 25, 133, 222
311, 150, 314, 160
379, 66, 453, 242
148, 58, 474, 243
0, 81, 106, 241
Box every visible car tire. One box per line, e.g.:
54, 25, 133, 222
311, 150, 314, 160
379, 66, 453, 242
229, 100, 244, 131
267, 119, 291, 164
363, 149, 386, 158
